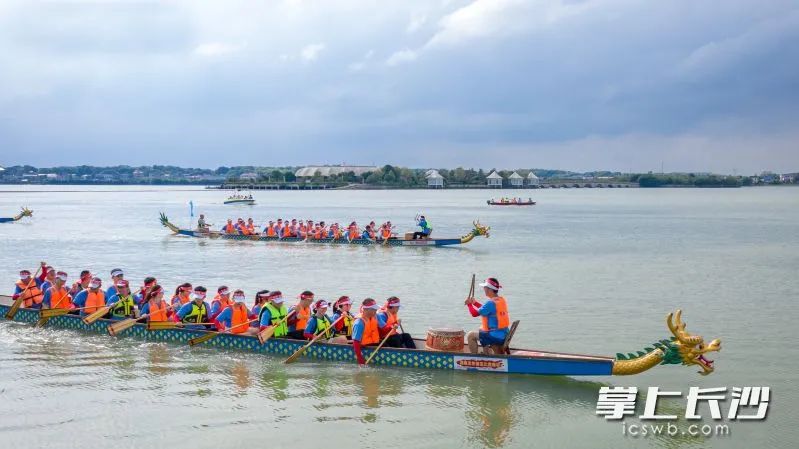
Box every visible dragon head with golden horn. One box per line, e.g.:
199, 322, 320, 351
13, 207, 33, 221
612, 309, 721, 376
460, 220, 490, 243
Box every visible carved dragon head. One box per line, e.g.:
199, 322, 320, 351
472, 220, 490, 238
666, 309, 721, 375
14, 207, 33, 220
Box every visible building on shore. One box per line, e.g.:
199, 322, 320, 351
509, 171, 523, 187
295, 165, 379, 180
426, 170, 444, 188
527, 171, 540, 186
487, 171, 503, 188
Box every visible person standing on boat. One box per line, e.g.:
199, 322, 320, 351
41, 271, 73, 310
176, 286, 211, 330
215, 290, 257, 335
72, 277, 105, 316
465, 277, 510, 354
377, 297, 416, 349
286, 291, 314, 339
258, 291, 289, 337
210, 286, 233, 320
105, 268, 124, 299
412, 215, 433, 240
352, 298, 384, 365
107, 279, 138, 320
332, 296, 355, 339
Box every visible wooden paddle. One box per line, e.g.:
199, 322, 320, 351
5, 266, 42, 320
38, 303, 110, 319
35, 287, 72, 327
187, 318, 258, 346
256, 310, 296, 344
284, 315, 345, 364
147, 321, 216, 331
82, 295, 130, 325
106, 285, 156, 336
364, 327, 396, 366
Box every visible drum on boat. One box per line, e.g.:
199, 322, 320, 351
425, 328, 465, 351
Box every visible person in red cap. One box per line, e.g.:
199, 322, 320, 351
215, 289, 257, 334
12, 264, 47, 308
332, 296, 355, 339
377, 296, 416, 348
258, 291, 289, 337
170, 283, 193, 308
41, 271, 73, 310
39, 265, 56, 293
69, 270, 92, 297
465, 277, 511, 354
139, 284, 169, 322
304, 300, 348, 343
352, 298, 384, 365
286, 291, 314, 339
72, 277, 106, 316
107, 279, 138, 320
134, 277, 157, 307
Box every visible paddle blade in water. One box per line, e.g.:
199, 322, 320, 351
147, 321, 178, 331
39, 308, 70, 319
188, 332, 218, 347
82, 306, 110, 325
35, 317, 50, 327
108, 318, 137, 336
257, 326, 275, 344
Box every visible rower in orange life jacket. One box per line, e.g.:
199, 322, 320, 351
13, 268, 45, 308
286, 291, 314, 339
381, 222, 392, 240
42, 271, 74, 310
170, 283, 193, 309
376, 296, 416, 349
246, 218, 256, 235
465, 277, 511, 354
215, 290, 258, 335
140, 284, 169, 322
223, 219, 236, 234
238, 218, 251, 235
352, 298, 383, 365
72, 277, 106, 315
348, 222, 359, 240
332, 296, 355, 339
265, 221, 277, 237
210, 286, 233, 320
282, 221, 292, 238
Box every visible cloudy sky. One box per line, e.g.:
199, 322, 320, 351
1, 0, 797, 173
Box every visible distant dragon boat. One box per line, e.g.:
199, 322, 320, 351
159, 213, 490, 247
1, 296, 720, 376
487, 200, 536, 206
0, 207, 33, 223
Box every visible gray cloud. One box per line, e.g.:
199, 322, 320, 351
1, 0, 797, 173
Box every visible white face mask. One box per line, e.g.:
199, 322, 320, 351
233, 295, 245, 302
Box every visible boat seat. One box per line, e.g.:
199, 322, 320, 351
500, 320, 520, 355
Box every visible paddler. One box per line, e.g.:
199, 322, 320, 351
332, 296, 355, 339
465, 277, 510, 354
170, 283, 193, 308
41, 271, 73, 310
215, 289, 257, 335
238, 218, 251, 235
176, 286, 212, 329
13, 264, 46, 309
105, 268, 124, 299
106, 279, 138, 320
258, 290, 288, 337
377, 296, 416, 348
264, 220, 277, 237
304, 300, 348, 343
222, 218, 236, 234
135, 277, 157, 307
352, 298, 384, 365
72, 277, 106, 316
39, 265, 56, 292
412, 215, 433, 239
251, 290, 269, 324
210, 285, 233, 320
286, 291, 314, 339
69, 270, 92, 297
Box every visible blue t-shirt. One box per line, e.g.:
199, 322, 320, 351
352, 317, 366, 342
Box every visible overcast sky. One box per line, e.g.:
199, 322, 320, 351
1, 0, 797, 173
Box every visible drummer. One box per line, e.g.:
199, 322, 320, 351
464, 277, 510, 354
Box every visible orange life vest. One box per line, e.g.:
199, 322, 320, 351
230, 303, 249, 334
356, 314, 380, 345
267, 225, 277, 237
16, 280, 43, 307
48, 286, 72, 309
293, 304, 310, 330
240, 224, 251, 235
283, 223, 291, 237
147, 300, 168, 322
225, 223, 235, 234
247, 223, 255, 233
381, 310, 398, 329
348, 227, 359, 239
174, 293, 191, 305
83, 290, 106, 314
382, 228, 391, 239
480, 296, 510, 332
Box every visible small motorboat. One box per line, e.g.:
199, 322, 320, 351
487, 199, 536, 206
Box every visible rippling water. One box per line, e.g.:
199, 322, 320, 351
1, 186, 797, 448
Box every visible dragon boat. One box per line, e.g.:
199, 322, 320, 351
0, 207, 33, 223
487, 200, 536, 206
160, 213, 491, 247
1, 296, 720, 376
